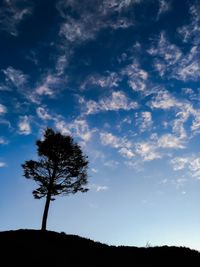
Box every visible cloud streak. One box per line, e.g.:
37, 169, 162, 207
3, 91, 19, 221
0, 0, 33, 36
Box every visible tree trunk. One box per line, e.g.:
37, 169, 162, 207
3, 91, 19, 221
41, 191, 51, 231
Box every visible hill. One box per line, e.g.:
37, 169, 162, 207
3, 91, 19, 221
0, 229, 199, 266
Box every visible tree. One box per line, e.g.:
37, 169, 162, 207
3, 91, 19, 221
22, 128, 89, 231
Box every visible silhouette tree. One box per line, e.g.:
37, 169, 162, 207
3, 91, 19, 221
22, 128, 89, 231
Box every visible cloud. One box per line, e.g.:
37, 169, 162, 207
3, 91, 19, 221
55, 118, 95, 143
80, 72, 120, 90
173, 46, 200, 82
35, 74, 59, 96
149, 90, 179, 110
0, 137, 8, 145
149, 89, 200, 138
57, 0, 141, 45
0, 104, 7, 114
56, 54, 69, 76
157, 0, 170, 19
178, 4, 200, 45
135, 142, 161, 161
148, 32, 200, 81
0, 0, 33, 36
135, 111, 153, 132
30, 73, 66, 103
81, 91, 138, 115
148, 32, 182, 78
18, 115, 31, 135
2, 66, 28, 88
157, 134, 185, 149
89, 183, 109, 192
0, 162, 6, 167
100, 132, 134, 159
121, 61, 148, 93
171, 156, 200, 179
191, 110, 200, 132
36, 107, 52, 120
119, 147, 135, 159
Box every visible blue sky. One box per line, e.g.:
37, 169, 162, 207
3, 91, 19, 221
1, 0, 200, 250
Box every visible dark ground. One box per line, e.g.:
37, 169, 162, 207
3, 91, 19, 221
0, 229, 199, 266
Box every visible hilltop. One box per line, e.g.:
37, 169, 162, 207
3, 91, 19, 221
0, 229, 199, 266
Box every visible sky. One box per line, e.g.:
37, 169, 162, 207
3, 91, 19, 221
1, 0, 200, 251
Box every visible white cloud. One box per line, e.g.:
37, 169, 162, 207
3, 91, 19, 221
57, 0, 140, 45
136, 111, 153, 132
0, 162, 6, 167
36, 107, 52, 120
171, 156, 200, 179
148, 32, 200, 81
173, 46, 200, 81
29, 73, 66, 103
55, 118, 95, 143
0, 0, 32, 36
89, 183, 109, 192
103, 159, 119, 168
119, 147, 135, 158
100, 132, 134, 159
135, 142, 161, 161
191, 110, 200, 132
0, 137, 8, 145
149, 90, 179, 110
157, 0, 170, 18
148, 32, 182, 70
178, 4, 200, 45
157, 134, 185, 149
55, 120, 71, 135
18, 115, 31, 135
121, 61, 148, 92
0, 104, 7, 114
149, 90, 200, 139
80, 72, 120, 90
35, 75, 59, 96
56, 54, 69, 75
2, 66, 28, 88
82, 91, 138, 115
91, 168, 98, 173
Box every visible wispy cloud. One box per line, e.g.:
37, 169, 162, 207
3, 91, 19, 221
157, 134, 185, 149
89, 183, 109, 192
148, 32, 182, 78
148, 89, 200, 138
121, 61, 148, 93
149, 90, 179, 110
0, 162, 6, 167
135, 141, 161, 161
157, 0, 171, 19
55, 118, 95, 143
2, 66, 28, 88
35, 74, 60, 96
135, 111, 153, 132
0, 104, 7, 114
80, 91, 138, 115
57, 0, 140, 45
171, 156, 200, 179
0, 0, 33, 36
148, 31, 200, 81
100, 132, 134, 159
30, 73, 67, 103
0, 137, 8, 145
18, 115, 31, 135
178, 4, 200, 45
36, 107, 52, 120
80, 72, 120, 91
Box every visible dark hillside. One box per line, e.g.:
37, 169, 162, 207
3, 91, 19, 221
0, 229, 199, 266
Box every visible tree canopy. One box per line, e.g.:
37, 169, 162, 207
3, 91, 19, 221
22, 128, 89, 230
